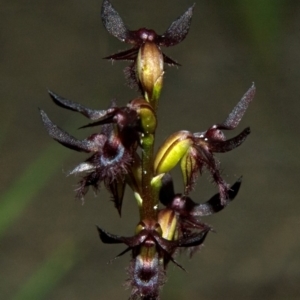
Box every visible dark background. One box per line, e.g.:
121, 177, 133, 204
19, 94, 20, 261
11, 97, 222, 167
1, 0, 300, 299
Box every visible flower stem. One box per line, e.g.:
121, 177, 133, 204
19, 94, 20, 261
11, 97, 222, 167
140, 132, 157, 220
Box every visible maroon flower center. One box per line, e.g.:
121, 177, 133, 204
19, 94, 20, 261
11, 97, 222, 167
137, 28, 157, 42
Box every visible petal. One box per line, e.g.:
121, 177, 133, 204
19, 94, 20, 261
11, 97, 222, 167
103, 47, 139, 61
39, 109, 98, 152
48, 90, 106, 120
79, 112, 115, 129
177, 228, 209, 248
107, 179, 126, 216
97, 226, 147, 248
218, 83, 256, 130
194, 84, 255, 146
68, 162, 95, 175
97, 226, 124, 244
208, 127, 250, 153
79, 107, 139, 135
101, 0, 130, 42
159, 4, 195, 47
162, 53, 181, 66
191, 177, 242, 216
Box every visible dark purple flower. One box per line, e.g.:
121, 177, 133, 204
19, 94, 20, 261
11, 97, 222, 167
189, 83, 255, 200
40, 91, 146, 215
154, 83, 255, 203
159, 173, 242, 256
97, 219, 208, 299
101, 0, 195, 89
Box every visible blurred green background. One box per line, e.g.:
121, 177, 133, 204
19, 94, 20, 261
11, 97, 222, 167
1, 0, 300, 299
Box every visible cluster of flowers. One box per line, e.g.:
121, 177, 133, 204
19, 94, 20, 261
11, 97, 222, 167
40, 1, 255, 299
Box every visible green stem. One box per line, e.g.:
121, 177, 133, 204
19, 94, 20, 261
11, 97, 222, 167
140, 133, 157, 220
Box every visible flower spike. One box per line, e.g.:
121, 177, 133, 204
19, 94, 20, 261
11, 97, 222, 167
40, 1, 255, 297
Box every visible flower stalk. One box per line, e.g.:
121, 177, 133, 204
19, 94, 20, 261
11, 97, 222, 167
39, 1, 255, 299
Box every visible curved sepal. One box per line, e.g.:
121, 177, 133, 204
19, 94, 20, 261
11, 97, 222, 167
191, 177, 242, 216
207, 127, 250, 153
104, 47, 139, 61
220, 83, 256, 130
39, 109, 101, 152
158, 4, 195, 47
101, 0, 130, 42
48, 90, 106, 120
193, 84, 255, 150
97, 226, 124, 244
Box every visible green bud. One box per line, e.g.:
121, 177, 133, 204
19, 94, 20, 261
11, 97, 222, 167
137, 41, 164, 104
154, 131, 193, 175
129, 98, 157, 134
